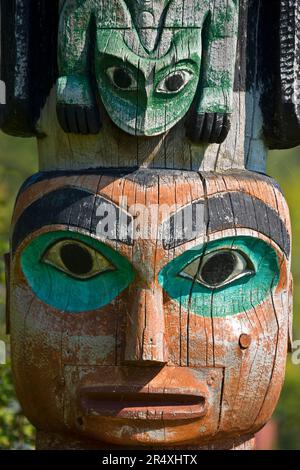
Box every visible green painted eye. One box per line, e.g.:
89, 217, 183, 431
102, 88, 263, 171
179, 249, 254, 289
156, 70, 193, 94
42, 239, 115, 280
107, 66, 138, 91
21, 231, 135, 313
158, 236, 280, 318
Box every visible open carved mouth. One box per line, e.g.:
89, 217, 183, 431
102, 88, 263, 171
78, 386, 207, 421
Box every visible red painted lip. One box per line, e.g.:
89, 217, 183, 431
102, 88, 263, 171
78, 386, 207, 421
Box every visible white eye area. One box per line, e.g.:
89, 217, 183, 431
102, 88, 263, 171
156, 70, 193, 94
179, 249, 254, 289
42, 240, 115, 280
107, 66, 138, 91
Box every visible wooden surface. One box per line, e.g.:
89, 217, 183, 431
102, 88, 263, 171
0, 0, 296, 450
8, 169, 292, 449
1, 1, 300, 170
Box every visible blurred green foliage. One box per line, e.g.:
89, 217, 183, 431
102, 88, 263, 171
0, 133, 299, 449
267, 148, 300, 450
0, 360, 35, 449
0, 132, 37, 449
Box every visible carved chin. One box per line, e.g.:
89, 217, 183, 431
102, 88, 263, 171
73, 417, 210, 447
108, 110, 185, 137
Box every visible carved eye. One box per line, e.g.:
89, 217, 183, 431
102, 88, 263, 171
156, 70, 193, 94
42, 240, 115, 280
107, 66, 138, 91
179, 249, 254, 289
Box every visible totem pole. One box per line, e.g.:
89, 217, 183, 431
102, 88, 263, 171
0, 0, 299, 450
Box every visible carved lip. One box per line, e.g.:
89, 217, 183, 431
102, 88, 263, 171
78, 386, 207, 421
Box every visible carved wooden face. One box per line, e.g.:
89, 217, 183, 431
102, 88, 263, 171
93, 0, 237, 136
95, 27, 202, 136
57, 0, 238, 137
8, 170, 291, 448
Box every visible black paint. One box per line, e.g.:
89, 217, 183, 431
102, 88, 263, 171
113, 68, 133, 90
56, 103, 101, 135
165, 73, 184, 93
0, 0, 59, 136
186, 112, 231, 144
207, 193, 290, 256
1, 0, 300, 147
60, 243, 94, 276
201, 252, 236, 287
12, 188, 133, 252
261, 0, 300, 148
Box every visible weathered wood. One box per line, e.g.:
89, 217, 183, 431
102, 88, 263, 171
261, 0, 300, 149
8, 169, 291, 449
0, 0, 59, 136
1, 0, 296, 450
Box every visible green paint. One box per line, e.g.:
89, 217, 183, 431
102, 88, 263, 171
158, 236, 280, 318
57, 0, 239, 136
20, 232, 279, 317
95, 30, 201, 136
21, 231, 135, 313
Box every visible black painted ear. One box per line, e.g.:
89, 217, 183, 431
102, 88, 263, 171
186, 112, 231, 145
261, 0, 300, 149
0, 0, 59, 137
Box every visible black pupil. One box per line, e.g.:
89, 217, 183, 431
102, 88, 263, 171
165, 73, 184, 92
60, 243, 93, 276
201, 252, 236, 287
113, 68, 132, 89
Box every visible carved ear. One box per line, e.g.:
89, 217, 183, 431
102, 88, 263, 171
0, 0, 59, 136
261, 0, 300, 149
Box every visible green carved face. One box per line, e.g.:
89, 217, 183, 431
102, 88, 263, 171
95, 29, 201, 136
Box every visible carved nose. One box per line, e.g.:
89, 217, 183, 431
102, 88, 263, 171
124, 286, 168, 366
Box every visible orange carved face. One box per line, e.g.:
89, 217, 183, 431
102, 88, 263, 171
8, 169, 292, 448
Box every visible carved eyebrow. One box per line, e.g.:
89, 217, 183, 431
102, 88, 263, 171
13, 188, 290, 257
162, 192, 290, 256
12, 188, 134, 253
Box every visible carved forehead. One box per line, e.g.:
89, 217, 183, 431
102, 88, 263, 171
84, 0, 207, 58
89, 0, 209, 29
12, 170, 290, 256
15, 169, 287, 212
97, 28, 201, 75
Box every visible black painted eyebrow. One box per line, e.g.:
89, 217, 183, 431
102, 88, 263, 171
163, 192, 290, 256
13, 188, 290, 257
12, 187, 134, 253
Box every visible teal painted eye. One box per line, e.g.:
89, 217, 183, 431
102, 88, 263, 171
21, 231, 135, 313
107, 66, 138, 91
156, 70, 193, 94
179, 249, 254, 289
158, 236, 280, 318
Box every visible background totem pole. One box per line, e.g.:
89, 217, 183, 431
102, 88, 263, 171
0, 0, 300, 450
